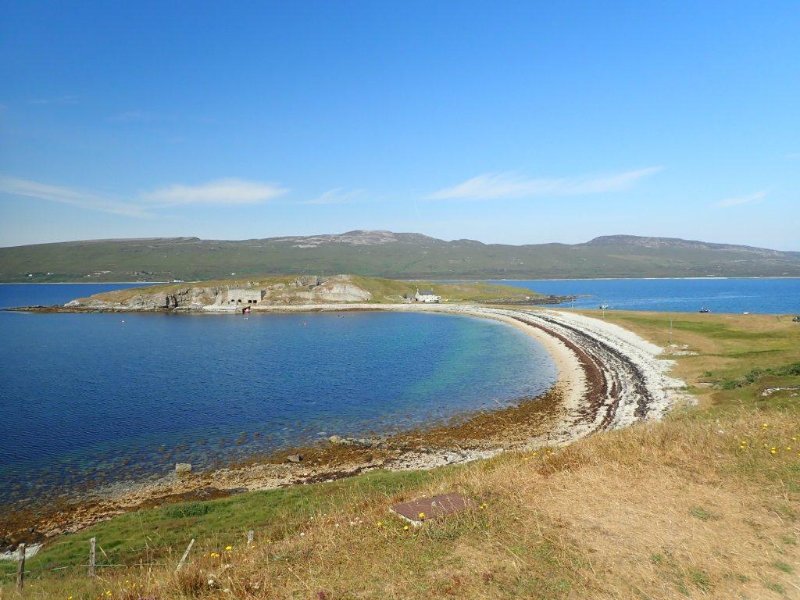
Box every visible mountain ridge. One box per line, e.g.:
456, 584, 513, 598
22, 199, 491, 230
1, 232, 798, 282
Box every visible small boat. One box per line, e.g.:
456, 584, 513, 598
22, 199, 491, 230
699, 307, 710, 313
599, 304, 609, 310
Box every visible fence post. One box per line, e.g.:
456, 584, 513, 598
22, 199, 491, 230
176, 538, 195, 572
16, 543, 26, 590
89, 537, 96, 577
247, 530, 254, 546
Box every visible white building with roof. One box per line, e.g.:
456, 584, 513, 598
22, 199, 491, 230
414, 288, 441, 303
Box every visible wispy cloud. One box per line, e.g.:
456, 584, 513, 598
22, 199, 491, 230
427, 167, 663, 201
0, 175, 152, 218
715, 190, 767, 208
109, 110, 158, 123
30, 94, 80, 106
1, 175, 288, 217
302, 188, 364, 205
142, 179, 287, 206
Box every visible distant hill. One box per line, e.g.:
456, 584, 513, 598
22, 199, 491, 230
1, 231, 799, 282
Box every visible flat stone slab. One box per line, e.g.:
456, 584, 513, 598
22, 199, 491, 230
390, 493, 474, 526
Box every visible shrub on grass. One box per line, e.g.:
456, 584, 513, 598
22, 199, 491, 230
163, 502, 214, 519
173, 564, 208, 597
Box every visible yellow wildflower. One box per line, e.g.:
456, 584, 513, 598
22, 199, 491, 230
418, 512, 426, 520
480, 502, 488, 509
225, 545, 233, 551
403, 525, 409, 531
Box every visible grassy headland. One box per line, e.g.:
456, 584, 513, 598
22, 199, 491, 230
1, 311, 798, 599
57, 274, 553, 308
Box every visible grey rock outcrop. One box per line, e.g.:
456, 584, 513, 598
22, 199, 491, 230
63, 274, 372, 311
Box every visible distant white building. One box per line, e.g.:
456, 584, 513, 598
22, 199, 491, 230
228, 288, 265, 305
414, 288, 441, 303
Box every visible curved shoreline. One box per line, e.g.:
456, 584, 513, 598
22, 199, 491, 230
1, 305, 689, 547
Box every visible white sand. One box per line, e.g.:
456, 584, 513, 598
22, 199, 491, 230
244, 303, 690, 445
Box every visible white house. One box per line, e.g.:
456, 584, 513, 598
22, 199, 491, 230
228, 288, 265, 305
414, 288, 441, 303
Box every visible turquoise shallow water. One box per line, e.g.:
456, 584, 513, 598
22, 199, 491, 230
0, 285, 556, 506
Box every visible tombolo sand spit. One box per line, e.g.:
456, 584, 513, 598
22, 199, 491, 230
2, 305, 691, 545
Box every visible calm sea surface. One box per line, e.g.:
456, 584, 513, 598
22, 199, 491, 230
0, 284, 555, 505
489, 278, 800, 314
2, 277, 796, 505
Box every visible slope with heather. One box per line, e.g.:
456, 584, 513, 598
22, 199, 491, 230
2, 231, 799, 282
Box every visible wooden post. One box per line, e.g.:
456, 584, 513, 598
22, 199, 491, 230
16, 543, 25, 591
89, 537, 96, 577
176, 538, 195, 572
247, 530, 254, 546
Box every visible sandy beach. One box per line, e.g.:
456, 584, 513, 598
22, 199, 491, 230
2, 305, 689, 546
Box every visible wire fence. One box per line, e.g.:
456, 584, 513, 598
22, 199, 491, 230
3, 529, 256, 590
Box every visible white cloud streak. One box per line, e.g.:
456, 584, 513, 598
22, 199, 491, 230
30, 95, 81, 106
0, 175, 153, 218
302, 188, 364, 205
142, 179, 287, 206
1, 175, 288, 217
427, 167, 663, 201
108, 110, 158, 123
715, 190, 767, 208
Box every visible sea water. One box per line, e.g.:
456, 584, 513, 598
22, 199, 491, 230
490, 278, 800, 314
0, 285, 556, 505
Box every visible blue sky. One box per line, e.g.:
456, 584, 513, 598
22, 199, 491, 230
1, 1, 798, 249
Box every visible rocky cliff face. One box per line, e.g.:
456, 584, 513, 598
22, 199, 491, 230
265, 277, 372, 304
66, 286, 226, 310
64, 275, 372, 311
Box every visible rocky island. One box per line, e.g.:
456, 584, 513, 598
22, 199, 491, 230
10, 274, 572, 313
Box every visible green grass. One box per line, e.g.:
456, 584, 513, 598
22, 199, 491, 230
772, 561, 794, 574
765, 581, 786, 594
0, 469, 431, 584
688, 568, 711, 592
689, 506, 716, 521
